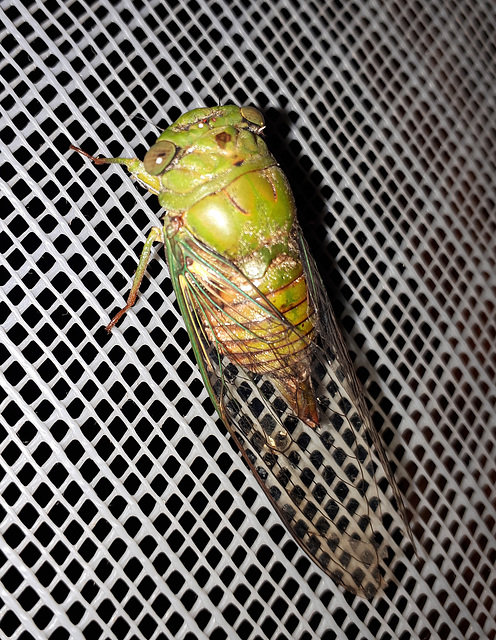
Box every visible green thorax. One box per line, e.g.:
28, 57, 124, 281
147, 105, 297, 280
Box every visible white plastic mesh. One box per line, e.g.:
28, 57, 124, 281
1, 0, 495, 639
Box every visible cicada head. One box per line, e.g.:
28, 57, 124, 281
143, 105, 266, 178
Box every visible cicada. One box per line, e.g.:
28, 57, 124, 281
72, 105, 413, 597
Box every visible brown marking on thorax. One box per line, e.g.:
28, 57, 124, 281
215, 132, 232, 149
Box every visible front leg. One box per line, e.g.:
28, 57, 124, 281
106, 226, 165, 331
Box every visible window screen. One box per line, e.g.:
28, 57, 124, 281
1, 1, 495, 639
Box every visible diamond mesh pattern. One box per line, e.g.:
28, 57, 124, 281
1, 1, 495, 639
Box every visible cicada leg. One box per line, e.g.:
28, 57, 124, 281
106, 226, 165, 331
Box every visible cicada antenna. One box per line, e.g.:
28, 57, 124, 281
215, 73, 224, 106
131, 112, 165, 134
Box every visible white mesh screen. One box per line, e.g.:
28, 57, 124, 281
1, 1, 495, 639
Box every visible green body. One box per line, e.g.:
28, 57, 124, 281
141, 105, 319, 426
155, 106, 293, 271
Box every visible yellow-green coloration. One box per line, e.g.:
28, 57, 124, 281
72, 105, 415, 598
81, 105, 320, 427
153, 106, 297, 269
160, 106, 318, 426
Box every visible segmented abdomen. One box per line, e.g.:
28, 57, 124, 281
185, 242, 320, 426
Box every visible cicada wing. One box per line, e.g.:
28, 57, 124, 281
297, 229, 416, 552
166, 231, 392, 597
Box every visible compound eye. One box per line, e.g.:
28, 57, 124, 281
240, 106, 265, 128
143, 140, 176, 176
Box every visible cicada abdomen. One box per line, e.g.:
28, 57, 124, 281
72, 105, 414, 597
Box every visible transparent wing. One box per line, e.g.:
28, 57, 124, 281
298, 230, 416, 553
166, 229, 399, 597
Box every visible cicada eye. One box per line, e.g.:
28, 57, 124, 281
143, 140, 176, 176
240, 106, 265, 128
